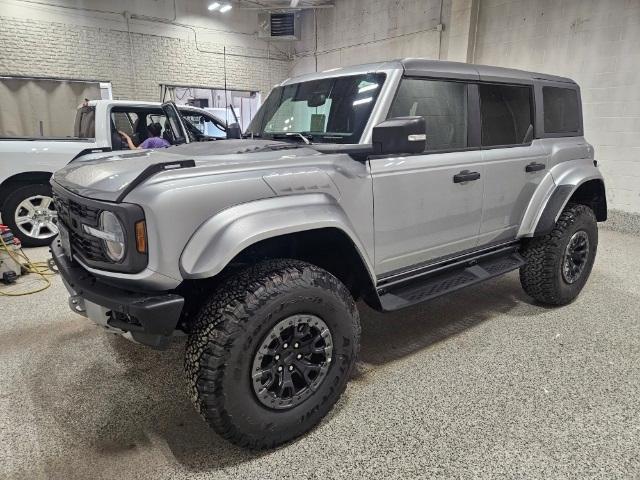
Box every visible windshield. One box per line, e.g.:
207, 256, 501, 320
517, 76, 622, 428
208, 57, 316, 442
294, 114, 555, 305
181, 112, 227, 139
246, 73, 386, 144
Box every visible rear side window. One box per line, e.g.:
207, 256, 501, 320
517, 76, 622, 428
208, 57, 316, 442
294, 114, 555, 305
387, 78, 468, 151
479, 84, 533, 147
543, 86, 580, 134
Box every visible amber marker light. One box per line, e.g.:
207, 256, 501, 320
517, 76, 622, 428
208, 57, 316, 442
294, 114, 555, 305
135, 220, 147, 254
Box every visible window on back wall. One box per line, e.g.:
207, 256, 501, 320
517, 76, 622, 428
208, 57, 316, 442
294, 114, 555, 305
479, 84, 533, 147
387, 78, 468, 151
543, 86, 580, 134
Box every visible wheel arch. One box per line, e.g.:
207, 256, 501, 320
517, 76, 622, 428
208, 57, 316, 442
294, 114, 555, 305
179, 194, 377, 300
518, 160, 606, 238
0, 171, 53, 209
568, 179, 607, 222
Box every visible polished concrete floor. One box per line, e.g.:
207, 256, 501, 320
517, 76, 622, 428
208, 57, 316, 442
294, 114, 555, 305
1, 228, 639, 479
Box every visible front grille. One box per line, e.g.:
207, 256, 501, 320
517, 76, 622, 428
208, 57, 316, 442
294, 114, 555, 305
51, 182, 147, 273
53, 191, 110, 263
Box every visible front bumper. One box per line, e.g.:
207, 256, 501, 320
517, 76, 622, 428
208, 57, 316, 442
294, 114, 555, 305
51, 237, 184, 349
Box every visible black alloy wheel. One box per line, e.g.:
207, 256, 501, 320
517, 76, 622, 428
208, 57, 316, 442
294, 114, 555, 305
251, 314, 333, 410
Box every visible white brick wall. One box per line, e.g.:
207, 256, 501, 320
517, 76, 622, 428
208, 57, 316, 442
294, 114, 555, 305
0, 1, 292, 101
473, 0, 640, 214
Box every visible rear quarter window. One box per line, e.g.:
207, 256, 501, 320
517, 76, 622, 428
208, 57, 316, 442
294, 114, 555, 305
543, 86, 580, 134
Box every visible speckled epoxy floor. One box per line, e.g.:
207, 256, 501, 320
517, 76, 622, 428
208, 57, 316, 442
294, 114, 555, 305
1, 228, 639, 479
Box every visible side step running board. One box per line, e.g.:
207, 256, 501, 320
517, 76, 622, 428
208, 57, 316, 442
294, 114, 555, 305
377, 250, 525, 311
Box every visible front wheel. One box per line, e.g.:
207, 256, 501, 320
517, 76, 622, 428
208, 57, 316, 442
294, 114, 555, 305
185, 259, 360, 449
520, 203, 598, 305
2, 183, 58, 247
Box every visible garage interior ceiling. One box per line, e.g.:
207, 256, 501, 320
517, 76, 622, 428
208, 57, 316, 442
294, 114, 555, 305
237, 0, 334, 9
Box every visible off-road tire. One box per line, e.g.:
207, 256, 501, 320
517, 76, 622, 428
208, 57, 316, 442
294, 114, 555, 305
184, 259, 360, 449
520, 203, 598, 305
2, 183, 56, 248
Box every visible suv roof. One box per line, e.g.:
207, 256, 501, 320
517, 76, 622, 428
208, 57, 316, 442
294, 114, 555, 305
281, 58, 576, 86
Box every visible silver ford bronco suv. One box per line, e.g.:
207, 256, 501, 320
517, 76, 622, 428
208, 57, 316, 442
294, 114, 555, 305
51, 59, 607, 449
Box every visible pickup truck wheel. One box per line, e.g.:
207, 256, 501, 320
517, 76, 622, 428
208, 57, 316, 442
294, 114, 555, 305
519, 203, 598, 305
184, 259, 360, 449
2, 184, 58, 247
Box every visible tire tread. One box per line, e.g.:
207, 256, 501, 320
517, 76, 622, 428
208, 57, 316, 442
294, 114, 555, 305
184, 258, 359, 449
519, 203, 597, 305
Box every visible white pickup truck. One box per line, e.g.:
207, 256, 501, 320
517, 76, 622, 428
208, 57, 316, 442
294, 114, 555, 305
0, 100, 228, 246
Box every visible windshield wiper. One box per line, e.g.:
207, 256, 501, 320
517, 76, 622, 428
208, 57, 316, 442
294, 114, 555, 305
271, 132, 313, 145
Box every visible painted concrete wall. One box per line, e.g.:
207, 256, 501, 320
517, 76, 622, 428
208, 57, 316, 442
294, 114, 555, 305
293, 0, 443, 75
0, 0, 291, 100
292, 0, 478, 75
472, 0, 640, 214
293, 0, 640, 214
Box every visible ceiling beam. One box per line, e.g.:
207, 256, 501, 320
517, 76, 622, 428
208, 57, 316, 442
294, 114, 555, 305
239, 5, 334, 10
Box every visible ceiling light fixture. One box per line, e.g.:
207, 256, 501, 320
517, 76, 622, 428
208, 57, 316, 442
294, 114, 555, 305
208, 2, 220, 10
220, 4, 232, 12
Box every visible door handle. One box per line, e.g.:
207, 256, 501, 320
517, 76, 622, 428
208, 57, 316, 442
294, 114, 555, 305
453, 170, 481, 183
525, 162, 546, 172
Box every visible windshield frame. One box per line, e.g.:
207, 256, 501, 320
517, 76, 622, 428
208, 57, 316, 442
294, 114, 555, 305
247, 72, 388, 144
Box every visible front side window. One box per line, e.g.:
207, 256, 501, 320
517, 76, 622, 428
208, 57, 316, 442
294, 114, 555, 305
479, 84, 533, 147
246, 73, 385, 144
543, 86, 580, 134
387, 78, 468, 151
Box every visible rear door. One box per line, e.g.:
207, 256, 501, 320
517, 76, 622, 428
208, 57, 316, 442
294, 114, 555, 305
370, 77, 485, 276
477, 83, 547, 245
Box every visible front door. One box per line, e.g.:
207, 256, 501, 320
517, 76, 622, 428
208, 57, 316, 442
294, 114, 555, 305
370, 77, 484, 276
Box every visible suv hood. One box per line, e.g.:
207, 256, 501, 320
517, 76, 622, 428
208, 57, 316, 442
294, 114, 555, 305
53, 139, 319, 202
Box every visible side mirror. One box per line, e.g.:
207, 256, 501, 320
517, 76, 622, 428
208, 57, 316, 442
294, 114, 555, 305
226, 122, 242, 139
372, 116, 426, 155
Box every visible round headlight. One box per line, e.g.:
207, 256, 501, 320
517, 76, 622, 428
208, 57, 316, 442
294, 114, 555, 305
99, 211, 125, 262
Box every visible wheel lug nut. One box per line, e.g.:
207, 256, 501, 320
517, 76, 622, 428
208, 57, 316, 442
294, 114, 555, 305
288, 365, 294, 371
277, 366, 283, 372
274, 354, 280, 360
283, 343, 288, 349
297, 354, 302, 359
294, 342, 299, 348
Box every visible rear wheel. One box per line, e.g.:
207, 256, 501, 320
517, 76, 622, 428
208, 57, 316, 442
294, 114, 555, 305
520, 203, 598, 305
2, 184, 58, 247
184, 259, 360, 449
